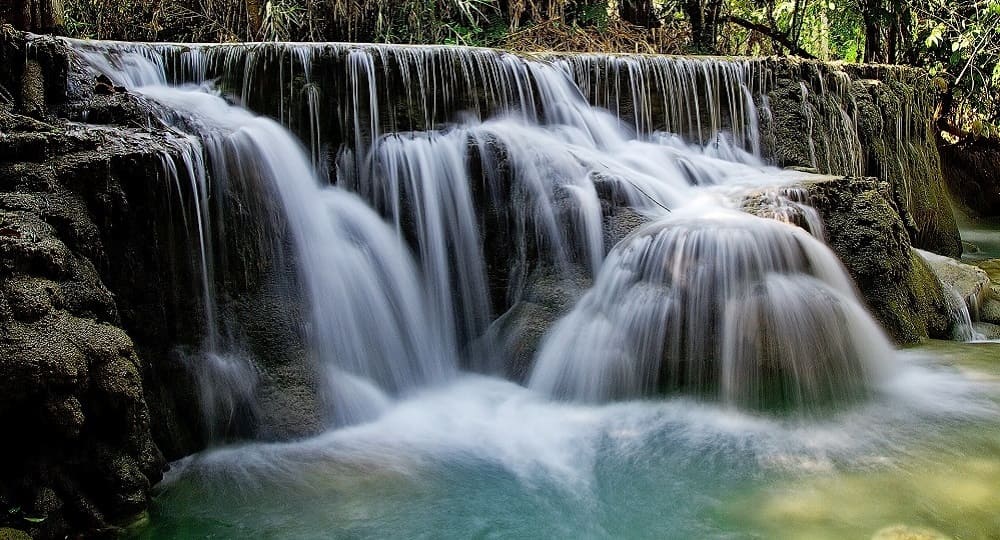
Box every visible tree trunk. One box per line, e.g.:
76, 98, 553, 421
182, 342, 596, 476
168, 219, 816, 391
620, 0, 658, 28
246, 0, 265, 39
684, 0, 704, 47
684, 0, 721, 52
2, 0, 64, 32
860, 0, 883, 63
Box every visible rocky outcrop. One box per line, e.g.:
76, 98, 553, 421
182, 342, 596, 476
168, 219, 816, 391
744, 177, 952, 344
763, 61, 960, 257
917, 250, 991, 311
2, 30, 189, 537
0, 72, 167, 540
803, 177, 952, 343
481, 264, 591, 381
0, 29, 330, 537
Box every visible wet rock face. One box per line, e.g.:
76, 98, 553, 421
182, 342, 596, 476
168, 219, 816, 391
1, 30, 324, 537
0, 135, 165, 536
763, 61, 961, 257
795, 177, 951, 343
0, 31, 171, 538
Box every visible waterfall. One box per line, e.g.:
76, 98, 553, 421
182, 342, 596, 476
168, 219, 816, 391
75, 42, 457, 429
67, 37, 903, 424
528, 205, 893, 411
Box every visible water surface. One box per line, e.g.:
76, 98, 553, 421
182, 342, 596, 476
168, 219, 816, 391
136, 343, 1000, 540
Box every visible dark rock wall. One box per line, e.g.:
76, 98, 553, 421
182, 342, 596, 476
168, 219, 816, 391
940, 137, 1000, 218
0, 31, 169, 537
1, 31, 327, 537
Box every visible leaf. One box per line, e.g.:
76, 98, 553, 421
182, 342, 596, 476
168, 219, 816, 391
23, 516, 46, 523
925, 23, 946, 48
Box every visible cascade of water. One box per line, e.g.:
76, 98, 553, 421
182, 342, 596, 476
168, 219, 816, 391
154, 137, 266, 438
67, 36, 914, 420
74, 42, 457, 428
529, 205, 895, 411
943, 285, 986, 342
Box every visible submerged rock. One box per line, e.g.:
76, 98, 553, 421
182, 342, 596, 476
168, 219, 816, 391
871, 525, 951, 540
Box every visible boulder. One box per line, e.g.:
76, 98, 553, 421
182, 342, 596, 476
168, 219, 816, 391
973, 322, 1000, 340
979, 299, 1000, 325
745, 177, 951, 344
916, 250, 991, 312
479, 264, 591, 381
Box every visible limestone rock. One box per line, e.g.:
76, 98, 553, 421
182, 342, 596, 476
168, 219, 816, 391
916, 250, 991, 312
762, 61, 960, 256
871, 525, 951, 540
479, 264, 591, 381
973, 322, 1000, 340
979, 298, 1000, 325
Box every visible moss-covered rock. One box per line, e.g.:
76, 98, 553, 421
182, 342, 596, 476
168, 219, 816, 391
916, 250, 991, 312
746, 177, 951, 344
762, 60, 960, 257
0, 529, 32, 540
0, 196, 164, 538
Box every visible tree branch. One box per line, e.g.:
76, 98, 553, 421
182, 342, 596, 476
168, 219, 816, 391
724, 15, 817, 59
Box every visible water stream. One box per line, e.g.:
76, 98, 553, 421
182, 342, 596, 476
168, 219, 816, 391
63, 39, 1000, 539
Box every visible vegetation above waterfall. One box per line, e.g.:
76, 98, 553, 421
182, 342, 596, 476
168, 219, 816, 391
34, 0, 996, 140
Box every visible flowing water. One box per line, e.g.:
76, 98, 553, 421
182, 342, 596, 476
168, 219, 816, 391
60, 38, 1000, 539
135, 352, 999, 540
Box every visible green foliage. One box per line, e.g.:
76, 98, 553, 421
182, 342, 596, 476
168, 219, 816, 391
714, 0, 999, 133
53, 0, 1000, 135
912, 0, 1000, 129
567, 1, 612, 27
